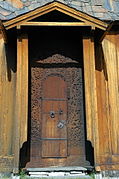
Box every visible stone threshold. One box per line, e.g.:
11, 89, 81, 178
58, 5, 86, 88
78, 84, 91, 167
26, 166, 88, 172
24, 166, 92, 178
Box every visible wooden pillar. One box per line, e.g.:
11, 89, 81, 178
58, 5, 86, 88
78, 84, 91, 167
14, 33, 28, 173
83, 36, 98, 166
102, 34, 119, 169
20, 34, 29, 147
0, 32, 15, 172
0, 33, 6, 156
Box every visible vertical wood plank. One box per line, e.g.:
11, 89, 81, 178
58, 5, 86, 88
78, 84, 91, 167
0, 35, 14, 156
115, 34, 119, 155
95, 43, 111, 168
14, 33, 28, 172
102, 34, 119, 155
83, 36, 98, 165
83, 37, 92, 142
84, 33, 119, 171
20, 34, 28, 147
13, 35, 22, 173
0, 33, 16, 172
0, 35, 5, 155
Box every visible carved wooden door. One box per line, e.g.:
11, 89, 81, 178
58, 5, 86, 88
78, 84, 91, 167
27, 54, 87, 168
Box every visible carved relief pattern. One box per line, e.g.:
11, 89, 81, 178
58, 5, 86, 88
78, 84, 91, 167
68, 68, 84, 146
31, 67, 43, 141
31, 54, 85, 148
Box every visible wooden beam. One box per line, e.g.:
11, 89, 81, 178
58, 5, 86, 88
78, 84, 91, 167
55, 2, 107, 29
20, 21, 90, 27
5, 7, 56, 30
102, 34, 119, 157
14, 33, 28, 173
4, 3, 56, 28
55, 7, 107, 30
0, 20, 7, 43
83, 36, 98, 162
3, 1, 108, 30
20, 34, 29, 148
13, 34, 22, 173
99, 22, 114, 43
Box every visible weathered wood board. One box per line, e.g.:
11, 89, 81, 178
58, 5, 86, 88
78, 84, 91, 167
95, 32, 119, 170
0, 33, 16, 172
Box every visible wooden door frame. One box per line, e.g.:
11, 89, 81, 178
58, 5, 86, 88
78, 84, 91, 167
15, 28, 98, 172
83, 36, 98, 168
14, 33, 29, 173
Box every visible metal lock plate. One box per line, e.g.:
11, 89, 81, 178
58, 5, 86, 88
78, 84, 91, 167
57, 120, 66, 129
57, 122, 64, 129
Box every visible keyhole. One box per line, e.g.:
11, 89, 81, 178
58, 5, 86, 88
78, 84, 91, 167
59, 109, 63, 115
50, 111, 55, 118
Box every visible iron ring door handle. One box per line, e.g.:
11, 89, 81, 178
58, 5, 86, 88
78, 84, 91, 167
57, 120, 66, 129
57, 122, 64, 129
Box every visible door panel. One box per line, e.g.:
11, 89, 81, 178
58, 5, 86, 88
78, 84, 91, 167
26, 54, 87, 168
42, 140, 67, 157
43, 76, 67, 99
41, 76, 67, 158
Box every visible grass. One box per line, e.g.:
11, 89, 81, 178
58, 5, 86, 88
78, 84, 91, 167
19, 176, 93, 179
0, 177, 93, 179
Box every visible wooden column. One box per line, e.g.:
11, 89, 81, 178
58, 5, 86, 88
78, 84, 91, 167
85, 33, 119, 171
101, 34, 119, 170
0, 33, 6, 156
95, 42, 111, 170
0, 32, 15, 172
83, 36, 98, 166
20, 34, 29, 147
14, 33, 28, 173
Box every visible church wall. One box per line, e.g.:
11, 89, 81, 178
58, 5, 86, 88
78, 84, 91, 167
95, 32, 119, 171
0, 32, 16, 172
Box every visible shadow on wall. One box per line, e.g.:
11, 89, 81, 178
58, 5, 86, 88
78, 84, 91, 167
95, 42, 108, 81
5, 29, 17, 82
85, 140, 94, 167
19, 141, 30, 168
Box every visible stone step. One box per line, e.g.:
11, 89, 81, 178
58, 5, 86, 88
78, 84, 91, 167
12, 176, 91, 179
26, 166, 92, 178
29, 171, 86, 176
27, 171, 91, 178
26, 166, 88, 172
26, 176, 91, 179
